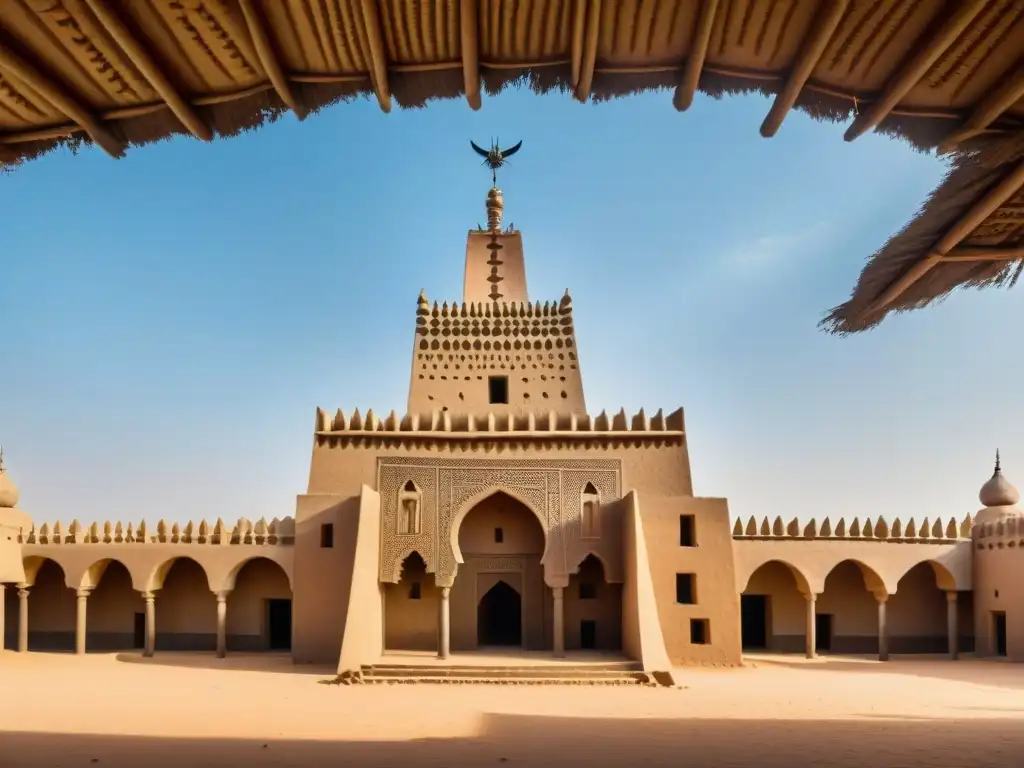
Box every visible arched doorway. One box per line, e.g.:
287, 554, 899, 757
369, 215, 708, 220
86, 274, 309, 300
566, 554, 622, 651
86, 560, 143, 651
453, 490, 546, 651
26, 558, 75, 651
384, 552, 439, 652
153, 557, 215, 651
818, 560, 884, 654
478, 579, 522, 646
227, 557, 292, 652
740, 560, 809, 653
888, 561, 964, 654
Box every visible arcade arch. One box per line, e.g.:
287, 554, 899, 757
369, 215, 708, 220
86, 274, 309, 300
384, 551, 439, 652
565, 554, 621, 651
82, 559, 144, 651
739, 560, 810, 653
151, 556, 216, 651
224, 557, 293, 652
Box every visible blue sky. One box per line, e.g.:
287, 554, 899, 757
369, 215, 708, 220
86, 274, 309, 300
1, 87, 1019, 529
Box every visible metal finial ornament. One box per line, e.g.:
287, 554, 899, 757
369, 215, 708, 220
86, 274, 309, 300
995, 449, 1002, 474
470, 138, 523, 185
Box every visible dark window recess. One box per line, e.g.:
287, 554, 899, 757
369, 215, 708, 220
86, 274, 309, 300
679, 515, 696, 547
320, 523, 334, 548
580, 620, 597, 649
579, 582, 597, 600
690, 619, 710, 645
488, 375, 509, 404
494, 527, 504, 543
409, 582, 422, 600
676, 573, 695, 604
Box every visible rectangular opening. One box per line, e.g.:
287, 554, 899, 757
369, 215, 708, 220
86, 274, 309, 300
690, 619, 710, 645
133, 612, 145, 649
579, 582, 597, 600
994, 611, 1007, 656
488, 375, 509, 404
675, 573, 696, 605
580, 620, 597, 650
494, 527, 504, 543
679, 514, 696, 547
266, 599, 292, 651
815, 613, 833, 652
409, 582, 422, 600
740, 594, 767, 650
319, 523, 334, 548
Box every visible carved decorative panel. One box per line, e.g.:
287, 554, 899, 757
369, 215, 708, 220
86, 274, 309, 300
377, 458, 621, 585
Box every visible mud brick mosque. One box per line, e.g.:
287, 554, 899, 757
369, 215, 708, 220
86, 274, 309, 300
2, 181, 1023, 682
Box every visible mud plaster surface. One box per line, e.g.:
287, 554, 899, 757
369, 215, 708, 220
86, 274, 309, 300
2, 652, 1023, 767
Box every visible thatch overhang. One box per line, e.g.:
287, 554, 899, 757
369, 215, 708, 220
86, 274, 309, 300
0, 1, 1022, 330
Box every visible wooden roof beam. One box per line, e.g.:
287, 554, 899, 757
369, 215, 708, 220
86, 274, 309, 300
82, 0, 212, 140
943, 246, 1024, 263
844, 0, 989, 142
863, 159, 1024, 316
359, 0, 392, 113
238, 0, 306, 120
0, 39, 123, 158
939, 59, 1024, 153
674, 0, 719, 111
761, 0, 850, 137
460, 0, 481, 110
573, 0, 602, 103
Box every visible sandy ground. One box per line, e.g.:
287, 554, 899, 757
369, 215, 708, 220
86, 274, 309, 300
3, 652, 1024, 768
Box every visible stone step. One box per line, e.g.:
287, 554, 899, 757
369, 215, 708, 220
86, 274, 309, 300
358, 675, 654, 686
360, 665, 647, 680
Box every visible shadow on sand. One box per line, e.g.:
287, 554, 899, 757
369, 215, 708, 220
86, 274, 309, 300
745, 653, 1024, 691
2, 714, 1023, 767
114, 651, 333, 676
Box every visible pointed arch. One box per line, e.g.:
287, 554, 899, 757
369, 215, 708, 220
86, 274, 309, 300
737, 558, 812, 596
822, 558, 887, 597
220, 555, 293, 593
568, 549, 613, 579
398, 479, 422, 535
385, 547, 433, 584
581, 481, 601, 538
449, 486, 549, 566
143, 556, 215, 593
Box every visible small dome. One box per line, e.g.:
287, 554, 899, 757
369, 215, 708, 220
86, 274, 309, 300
0, 447, 19, 508
979, 451, 1020, 508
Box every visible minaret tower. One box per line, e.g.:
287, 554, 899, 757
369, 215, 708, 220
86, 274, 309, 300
0, 446, 31, 584
407, 155, 586, 417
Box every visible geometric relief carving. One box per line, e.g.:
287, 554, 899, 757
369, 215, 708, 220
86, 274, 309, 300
376, 457, 621, 585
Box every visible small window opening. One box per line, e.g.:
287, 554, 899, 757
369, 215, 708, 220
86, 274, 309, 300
320, 523, 334, 548
409, 582, 421, 600
676, 573, 695, 604
494, 527, 504, 543
679, 515, 696, 547
581, 482, 601, 538
690, 618, 710, 645
488, 375, 509, 404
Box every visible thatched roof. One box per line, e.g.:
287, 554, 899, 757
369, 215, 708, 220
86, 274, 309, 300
0, 1, 1022, 331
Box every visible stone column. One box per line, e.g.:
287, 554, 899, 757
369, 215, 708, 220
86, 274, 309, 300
804, 593, 817, 659
946, 591, 958, 660
215, 591, 228, 658
75, 589, 90, 655
17, 585, 29, 653
552, 586, 565, 658
143, 592, 156, 657
438, 586, 451, 660
876, 596, 888, 661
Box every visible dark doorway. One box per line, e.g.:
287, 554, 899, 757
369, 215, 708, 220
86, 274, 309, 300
267, 599, 292, 651
994, 612, 1007, 657
477, 580, 521, 646
816, 613, 833, 652
133, 613, 145, 649
740, 595, 768, 649
580, 620, 597, 649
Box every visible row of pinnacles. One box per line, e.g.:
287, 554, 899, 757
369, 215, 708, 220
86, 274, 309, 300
416, 291, 573, 320
315, 407, 685, 434
19, 516, 296, 546
732, 514, 973, 541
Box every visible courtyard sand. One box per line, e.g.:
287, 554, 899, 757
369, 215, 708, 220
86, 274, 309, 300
2, 653, 1024, 767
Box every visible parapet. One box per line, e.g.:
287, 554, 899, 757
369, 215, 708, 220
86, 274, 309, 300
732, 514, 973, 543
19, 516, 295, 546
416, 292, 575, 348
973, 516, 1024, 547
314, 406, 685, 448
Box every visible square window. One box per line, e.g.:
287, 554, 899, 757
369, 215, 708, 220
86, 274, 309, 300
488, 375, 509, 404
690, 618, 710, 645
320, 523, 334, 548
494, 527, 504, 543
409, 582, 422, 600
675, 573, 695, 604
579, 582, 597, 600
679, 515, 696, 547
